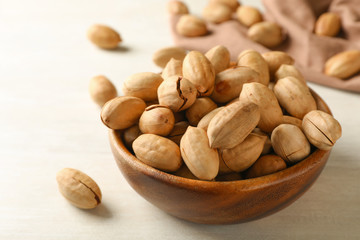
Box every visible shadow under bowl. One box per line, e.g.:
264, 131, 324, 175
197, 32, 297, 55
109, 89, 331, 224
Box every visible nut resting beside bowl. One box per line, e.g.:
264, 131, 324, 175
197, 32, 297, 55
109, 90, 332, 224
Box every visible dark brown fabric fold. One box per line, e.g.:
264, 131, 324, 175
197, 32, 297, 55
169, 0, 360, 93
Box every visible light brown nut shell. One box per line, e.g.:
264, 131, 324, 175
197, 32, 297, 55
207, 101, 260, 149
275, 64, 305, 83
89, 75, 117, 107
145, 100, 159, 107
262, 51, 294, 80
211, 66, 259, 103
185, 97, 217, 126
268, 82, 275, 91
302, 110, 342, 150
248, 22, 283, 48
274, 76, 317, 119
167, 0, 189, 15
56, 168, 102, 209
101, 96, 146, 130
183, 51, 215, 96
197, 107, 225, 131
180, 126, 219, 180
122, 72, 163, 102
324, 50, 360, 79
237, 49, 269, 86
152, 47, 187, 68
271, 124, 311, 164
209, 0, 240, 12
87, 24, 121, 49
139, 105, 175, 136
315, 12, 341, 37
220, 133, 266, 172
218, 156, 234, 175
239, 82, 283, 133
203, 3, 233, 24
123, 125, 142, 150
133, 134, 182, 172
252, 128, 272, 155
262, 136, 273, 155
161, 58, 183, 80
225, 97, 239, 106
176, 15, 208, 37
173, 164, 198, 180
205, 45, 231, 74
167, 121, 190, 146
236, 6, 263, 27
246, 155, 287, 179
282, 115, 303, 129
157, 76, 197, 112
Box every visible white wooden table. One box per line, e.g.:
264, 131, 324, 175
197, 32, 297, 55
1, 0, 359, 239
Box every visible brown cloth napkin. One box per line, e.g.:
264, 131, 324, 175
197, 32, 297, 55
170, 0, 360, 93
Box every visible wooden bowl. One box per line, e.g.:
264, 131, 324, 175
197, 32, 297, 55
109, 90, 331, 224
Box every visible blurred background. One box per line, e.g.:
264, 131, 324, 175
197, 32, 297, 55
0, 0, 359, 239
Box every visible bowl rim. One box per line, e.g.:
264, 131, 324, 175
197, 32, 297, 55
110, 88, 331, 191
